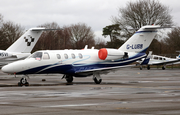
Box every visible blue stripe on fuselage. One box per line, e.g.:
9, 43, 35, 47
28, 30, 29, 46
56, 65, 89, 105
16, 52, 146, 76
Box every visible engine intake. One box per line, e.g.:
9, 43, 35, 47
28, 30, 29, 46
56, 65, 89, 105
98, 48, 127, 60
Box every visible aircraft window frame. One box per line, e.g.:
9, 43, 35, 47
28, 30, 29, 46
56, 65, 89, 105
159, 57, 163, 60
64, 54, 68, 59
154, 56, 158, 60
71, 53, 75, 59
57, 54, 61, 59
29, 52, 42, 60
78, 53, 83, 59
43, 52, 50, 60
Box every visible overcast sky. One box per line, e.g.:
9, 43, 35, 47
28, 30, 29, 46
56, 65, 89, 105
0, 0, 180, 41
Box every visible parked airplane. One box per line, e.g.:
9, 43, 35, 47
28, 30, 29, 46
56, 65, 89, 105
2, 25, 161, 86
0, 27, 46, 66
137, 51, 180, 70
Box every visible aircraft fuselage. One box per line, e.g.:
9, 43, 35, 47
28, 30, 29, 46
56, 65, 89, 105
2, 49, 146, 77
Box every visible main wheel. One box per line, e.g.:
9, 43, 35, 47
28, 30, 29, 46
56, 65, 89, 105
93, 77, 102, 84
162, 66, 165, 70
66, 75, 73, 83
147, 65, 150, 70
140, 67, 142, 70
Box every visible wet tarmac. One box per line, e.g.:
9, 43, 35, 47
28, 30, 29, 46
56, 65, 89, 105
0, 68, 180, 115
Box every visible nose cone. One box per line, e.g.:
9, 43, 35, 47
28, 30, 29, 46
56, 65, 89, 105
2, 64, 15, 74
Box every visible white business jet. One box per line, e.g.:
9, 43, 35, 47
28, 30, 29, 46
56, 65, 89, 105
137, 51, 180, 70
2, 25, 161, 86
0, 27, 46, 66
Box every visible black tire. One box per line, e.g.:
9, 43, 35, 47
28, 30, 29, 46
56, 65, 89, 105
25, 82, 29, 86
162, 66, 165, 70
18, 82, 23, 86
20, 78, 27, 85
147, 65, 150, 70
93, 77, 102, 84
66, 75, 73, 83
20, 78, 29, 86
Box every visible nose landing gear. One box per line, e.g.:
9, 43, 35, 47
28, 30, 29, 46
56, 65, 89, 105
18, 75, 29, 86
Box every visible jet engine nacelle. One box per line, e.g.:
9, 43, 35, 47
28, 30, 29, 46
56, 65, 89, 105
98, 48, 128, 60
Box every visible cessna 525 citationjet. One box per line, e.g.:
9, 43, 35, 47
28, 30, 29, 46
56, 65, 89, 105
0, 27, 46, 66
2, 25, 162, 86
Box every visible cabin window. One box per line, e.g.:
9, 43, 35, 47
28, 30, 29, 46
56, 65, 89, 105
43, 52, 50, 59
154, 56, 158, 60
71, 53, 75, 59
159, 57, 162, 60
163, 58, 166, 60
64, 54, 68, 59
29, 52, 42, 60
78, 53, 83, 59
57, 54, 61, 59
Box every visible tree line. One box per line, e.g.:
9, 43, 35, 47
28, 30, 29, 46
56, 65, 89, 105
1, 0, 180, 56
33, 22, 97, 52
0, 15, 105, 52
103, 0, 180, 56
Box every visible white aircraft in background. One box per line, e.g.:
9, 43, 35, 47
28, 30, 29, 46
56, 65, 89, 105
0, 28, 46, 66
137, 51, 180, 70
2, 25, 161, 86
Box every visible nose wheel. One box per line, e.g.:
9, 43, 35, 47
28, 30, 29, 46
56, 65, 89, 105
18, 76, 29, 86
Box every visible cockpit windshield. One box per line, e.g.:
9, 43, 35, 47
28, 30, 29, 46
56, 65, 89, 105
28, 52, 42, 60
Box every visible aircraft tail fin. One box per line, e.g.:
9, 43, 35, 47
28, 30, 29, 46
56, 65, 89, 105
6, 28, 45, 53
140, 51, 152, 65
118, 25, 160, 53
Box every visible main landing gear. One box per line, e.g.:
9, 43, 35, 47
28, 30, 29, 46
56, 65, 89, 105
62, 75, 73, 83
93, 72, 102, 84
147, 65, 150, 70
139, 65, 150, 70
162, 65, 166, 70
18, 75, 29, 86
62, 73, 102, 84
140, 65, 166, 70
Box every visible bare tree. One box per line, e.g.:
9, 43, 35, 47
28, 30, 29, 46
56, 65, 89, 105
94, 37, 106, 49
0, 21, 24, 49
163, 27, 180, 54
34, 22, 96, 51
147, 39, 162, 54
33, 22, 62, 51
59, 26, 74, 49
0, 14, 4, 48
67, 23, 95, 49
112, 0, 173, 40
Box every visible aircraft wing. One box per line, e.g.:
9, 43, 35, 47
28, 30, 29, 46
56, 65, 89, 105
139, 51, 152, 65
149, 59, 180, 65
